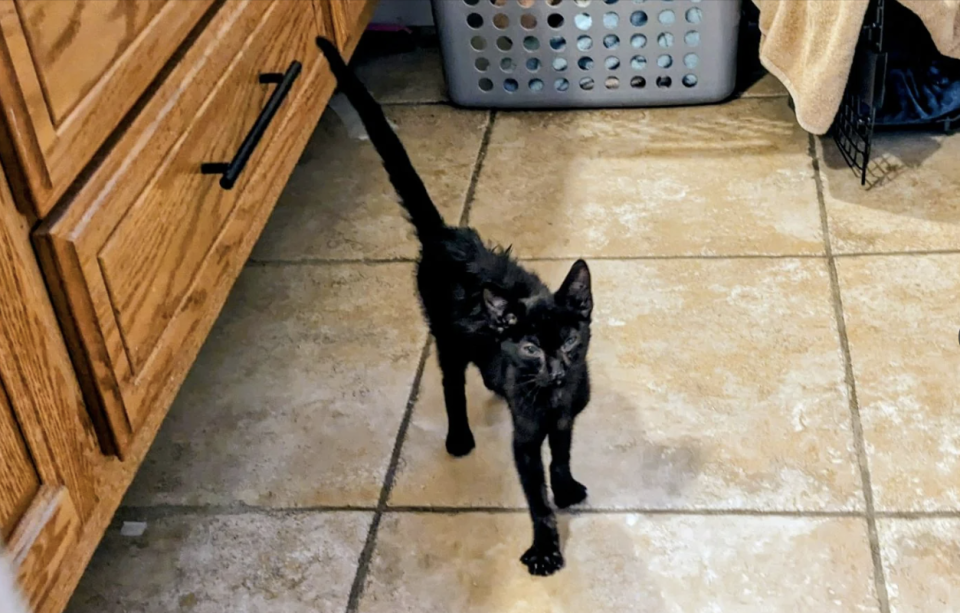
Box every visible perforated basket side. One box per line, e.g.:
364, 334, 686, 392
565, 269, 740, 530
434, 0, 740, 108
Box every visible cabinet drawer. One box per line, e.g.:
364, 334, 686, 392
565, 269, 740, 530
0, 0, 215, 218
36, 0, 333, 455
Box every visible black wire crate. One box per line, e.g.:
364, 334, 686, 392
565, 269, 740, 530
833, 0, 960, 186
832, 0, 887, 186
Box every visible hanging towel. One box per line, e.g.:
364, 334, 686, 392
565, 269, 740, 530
753, 0, 960, 134
754, 0, 871, 134
902, 0, 960, 59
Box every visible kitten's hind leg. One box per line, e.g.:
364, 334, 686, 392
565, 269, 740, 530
436, 342, 475, 457
549, 422, 588, 508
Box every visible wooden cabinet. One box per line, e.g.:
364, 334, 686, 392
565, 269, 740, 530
0, 0, 214, 218
36, 0, 336, 456
0, 0, 378, 610
0, 389, 38, 541
328, 0, 377, 51
0, 167, 97, 613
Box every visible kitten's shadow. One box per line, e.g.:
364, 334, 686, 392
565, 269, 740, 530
575, 386, 704, 510
553, 514, 669, 610
458, 385, 698, 602
463, 381, 704, 508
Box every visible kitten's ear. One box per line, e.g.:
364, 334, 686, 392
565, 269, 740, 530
483, 287, 509, 319
556, 259, 593, 319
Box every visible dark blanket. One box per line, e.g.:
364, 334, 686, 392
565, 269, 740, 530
877, 2, 960, 126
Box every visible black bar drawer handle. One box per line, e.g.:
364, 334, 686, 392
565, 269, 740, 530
201, 60, 302, 190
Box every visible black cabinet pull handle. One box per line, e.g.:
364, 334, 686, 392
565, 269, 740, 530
201, 60, 302, 190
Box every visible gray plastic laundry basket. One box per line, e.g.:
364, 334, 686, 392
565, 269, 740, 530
434, 0, 741, 107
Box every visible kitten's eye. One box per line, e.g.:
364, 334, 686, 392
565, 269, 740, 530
562, 334, 579, 351
505, 313, 518, 326
520, 342, 541, 357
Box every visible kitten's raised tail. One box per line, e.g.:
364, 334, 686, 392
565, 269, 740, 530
316, 37, 446, 241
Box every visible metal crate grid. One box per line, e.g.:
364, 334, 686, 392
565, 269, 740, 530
832, 0, 886, 186
435, 0, 741, 108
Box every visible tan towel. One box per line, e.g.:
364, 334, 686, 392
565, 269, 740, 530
754, 0, 960, 135
754, 0, 870, 134
901, 0, 960, 59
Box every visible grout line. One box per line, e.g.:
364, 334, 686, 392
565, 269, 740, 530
875, 510, 960, 520
115, 504, 376, 520
834, 249, 960, 259
344, 339, 431, 613
385, 506, 866, 518
247, 257, 416, 267
246, 253, 825, 268
387, 506, 528, 515
378, 341, 432, 510
116, 501, 960, 521
245, 252, 960, 270
518, 253, 826, 262
554, 507, 862, 518
808, 133, 892, 613
459, 110, 496, 227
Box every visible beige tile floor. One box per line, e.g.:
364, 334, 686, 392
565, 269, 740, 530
68, 41, 960, 613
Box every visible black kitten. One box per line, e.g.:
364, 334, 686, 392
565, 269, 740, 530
480, 260, 593, 575
317, 38, 593, 576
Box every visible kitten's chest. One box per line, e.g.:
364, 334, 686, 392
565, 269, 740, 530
510, 388, 572, 423
547, 387, 569, 411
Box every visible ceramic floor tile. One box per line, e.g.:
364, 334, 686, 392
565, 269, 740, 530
252, 106, 487, 261
878, 518, 960, 613
468, 98, 823, 258
360, 513, 878, 613
390, 259, 862, 511
389, 345, 522, 507
66, 512, 370, 613
836, 255, 960, 511
356, 46, 448, 104
124, 264, 427, 508
819, 132, 960, 253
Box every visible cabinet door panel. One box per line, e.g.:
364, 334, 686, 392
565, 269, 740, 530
0, 0, 215, 217
8, 487, 80, 613
15, 0, 168, 125
1, 140, 95, 612
0, 386, 40, 541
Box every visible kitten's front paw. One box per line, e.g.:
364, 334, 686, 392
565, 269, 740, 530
552, 478, 588, 509
445, 430, 476, 457
520, 544, 564, 576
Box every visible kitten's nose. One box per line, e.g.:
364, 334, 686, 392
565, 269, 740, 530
549, 361, 565, 385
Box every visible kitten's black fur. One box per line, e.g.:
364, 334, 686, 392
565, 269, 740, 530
317, 37, 593, 576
